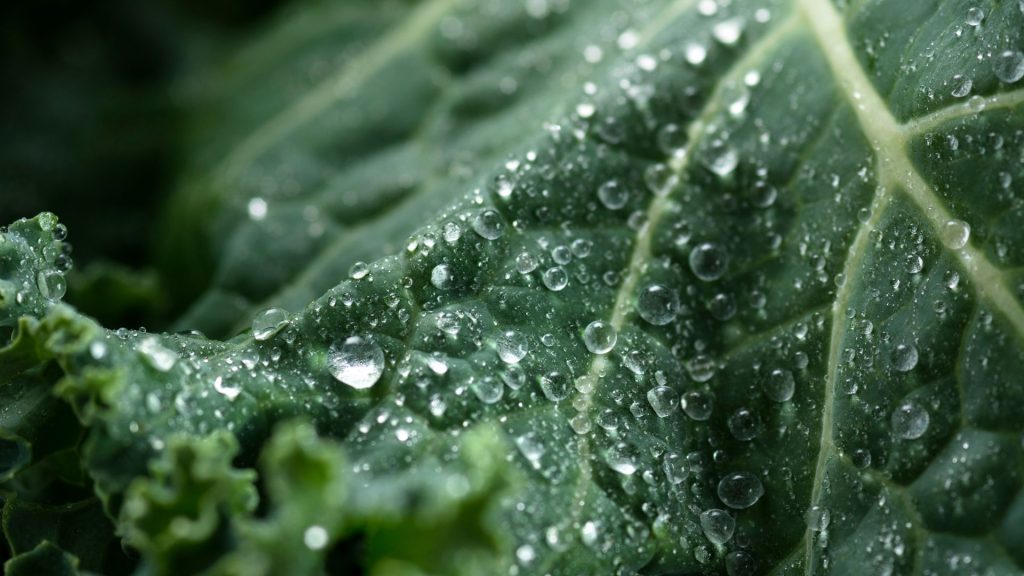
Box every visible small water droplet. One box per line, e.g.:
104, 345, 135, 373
727, 408, 761, 441
303, 525, 329, 550
349, 261, 369, 279
717, 471, 764, 509
965, 6, 984, 26
328, 336, 385, 389
637, 283, 679, 326
470, 376, 504, 404
431, 263, 453, 289
950, 74, 973, 98
891, 401, 929, 440
708, 149, 738, 177
138, 337, 178, 372
804, 506, 830, 532
36, 270, 66, 301
684, 42, 707, 66
516, 251, 539, 274
712, 17, 744, 46
583, 320, 616, 354
605, 442, 638, 475
644, 163, 679, 196
252, 308, 289, 341
686, 354, 717, 382
443, 222, 462, 242
597, 179, 629, 210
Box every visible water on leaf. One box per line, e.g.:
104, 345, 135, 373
472, 209, 505, 239
583, 320, 617, 354
717, 471, 764, 509
542, 266, 569, 291
328, 336, 385, 389
637, 283, 679, 325
763, 368, 795, 402
689, 242, 729, 281
496, 330, 529, 364
681, 390, 713, 420
252, 308, 289, 341
699, 509, 736, 545
891, 401, 930, 440
647, 385, 679, 417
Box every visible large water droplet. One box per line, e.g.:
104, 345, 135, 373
717, 471, 764, 509
542, 267, 569, 291
431, 264, 453, 289
646, 386, 679, 417
699, 509, 735, 545
328, 336, 385, 389
36, 270, 66, 301
540, 371, 571, 401
605, 442, 638, 475
471, 376, 504, 404
891, 401, 929, 440
681, 391, 713, 420
940, 219, 971, 249
252, 308, 289, 341
472, 209, 505, 240
583, 320, 617, 354
637, 284, 679, 325
598, 179, 626, 208
993, 50, 1024, 83
497, 330, 529, 364
762, 368, 795, 402
890, 343, 918, 372
689, 242, 728, 281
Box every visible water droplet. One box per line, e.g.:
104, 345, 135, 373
542, 267, 569, 291
138, 337, 178, 372
571, 239, 592, 258
500, 364, 526, 389
727, 408, 761, 441
993, 50, 1024, 83
597, 180, 629, 210
663, 452, 687, 484
443, 222, 462, 242
804, 506, 830, 532
965, 6, 984, 26
763, 368, 795, 402
213, 376, 241, 400
708, 149, 739, 177
303, 525, 328, 550
496, 331, 529, 364
891, 401, 929, 440
605, 442, 638, 475
637, 283, 679, 325
516, 544, 536, 565
516, 251, 539, 274
349, 261, 369, 279
551, 245, 572, 265
717, 471, 764, 509
689, 242, 729, 281
681, 391, 713, 420
890, 343, 918, 372
940, 219, 970, 249
516, 432, 544, 464
686, 354, 716, 382
328, 336, 385, 389
471, 376, 504, 404
36, 270, 66, 301
472, 209, 505, 240
684, 42, 707, 66
581, 521, 599, 546
645, 386, 679, 418
950, 74, 973, 98
431, 264, 453, 289
252, 308, 289, 341
644, 163, 679, 197
583, 320, 617, 354
712, 17, 744, 46
540, 371, 571, 401
699, 509, 736, 545
708, 292, 736, 321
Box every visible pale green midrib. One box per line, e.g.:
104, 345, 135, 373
208, 0, 460, 188
903, 86, 1024, 137
563, 9, 802, 542
797, 0, 1024, 573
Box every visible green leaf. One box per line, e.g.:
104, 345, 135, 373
4, 0, 1024, 574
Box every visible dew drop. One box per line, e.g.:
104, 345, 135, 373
708, 149, 739, 177
138, 337, 178, 372
443, 222, 462, 243
349, 261, 369, 279
689, 242, 729, 281
699, 509, 735, 545
804, 506, 831, 532
891, 401, 929, 440
501, 364, 526, 390
717, 471, 764, 509
940, 219, 970, 249
993, 50, 1024, 84
686, 354, 717, 382
712, 17, 744, 46
644, 163, 679, 197
303, 525, 328, 550
681, 391, 713, 420
540, 371, 571, 401
727, 408, 761, 441
684, 42, 707, 66
431, 263, 453, 289
36, 270, 66, 301
598, 179, 629, 209
516, 252, 539, 274
646, 386, 679, 418
965, 6, 984, 26
328, 336, 385, 389
496, 331, 529, 364
761, 368, 795, 402
890, 343, 918, 372
542, 266, 569, 291
472, 209, 505, 240
637, 283, 679, 325
604, 442, 637, 475
470, 376, 504, 404
583, 320, 617, 354
950, 74, 973, 98
252, 308, 289, 341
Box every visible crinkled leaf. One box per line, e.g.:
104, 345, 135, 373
3, 0, 1024, 574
